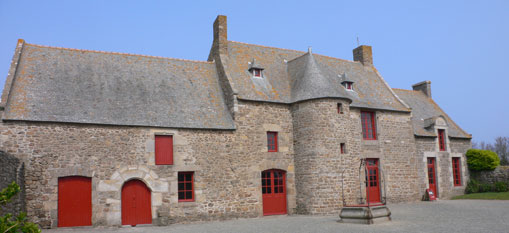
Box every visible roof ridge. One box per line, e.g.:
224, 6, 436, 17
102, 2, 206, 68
228, 40, 356, 64
392, 88, 419, 92
26, 43, 214, 64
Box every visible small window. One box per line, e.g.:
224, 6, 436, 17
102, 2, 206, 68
267, 132, 278, 152
340, 143, 346, 154
178, 172, 194, 202
438, 129, 446, 151
345, 82, 353, 90
337, 103, 343, 114
452, 158, 461, 186
361, 111, 377, 140
155, 135, 173, 165
253, 69, 262, 77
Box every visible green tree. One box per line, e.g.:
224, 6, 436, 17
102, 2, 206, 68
0, 181, 40, 233
466, 149, 500, 171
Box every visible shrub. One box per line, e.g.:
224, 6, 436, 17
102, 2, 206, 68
466, 149, 500, 171
479, 183, 493, 193
465, 179, 480, 194
494, 182, 509, 192
0, 181, 40, 233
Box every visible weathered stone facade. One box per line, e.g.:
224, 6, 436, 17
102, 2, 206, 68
0, 150, 25, 217
0, 15, 472, 228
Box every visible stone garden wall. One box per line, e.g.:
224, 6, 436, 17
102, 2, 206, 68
470, 166, 509, 184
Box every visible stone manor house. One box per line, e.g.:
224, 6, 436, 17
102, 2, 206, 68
0, 15, 471, 228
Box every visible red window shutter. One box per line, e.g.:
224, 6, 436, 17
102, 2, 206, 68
155, 135, 173, 165
178, 172, 194, 202
452, 158, 461, 186
438, 129, 446, 151
361, 111, 376, 140
267, 132, 278, 152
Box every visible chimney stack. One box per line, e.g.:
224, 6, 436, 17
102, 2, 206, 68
208, 15, 228, 61
353, 45, 373, 66
412, 81, 432, 98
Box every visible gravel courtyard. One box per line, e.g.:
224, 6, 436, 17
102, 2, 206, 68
44, 200, 509, 233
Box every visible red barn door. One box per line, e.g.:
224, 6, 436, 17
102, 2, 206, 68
58, 176, 92, 227
427, 158, 438, 197
365, 159, 381, 203
121, 180, 152, 226
262, 169, 287, 215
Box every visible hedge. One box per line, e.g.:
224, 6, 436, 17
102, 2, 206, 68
465, 149, 500, 171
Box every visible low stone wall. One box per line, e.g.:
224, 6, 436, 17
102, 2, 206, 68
0, 150, 25, 216
470, 166, 509, 184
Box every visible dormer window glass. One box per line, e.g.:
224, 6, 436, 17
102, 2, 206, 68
249, 59, 264, 78
345, 82, 353, 90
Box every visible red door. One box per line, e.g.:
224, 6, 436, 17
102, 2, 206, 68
122, 180, 152, 226
365, 159, 381, 203
262, 170, 287, 215
427, 158, 438, 197
58, 176, 92, 227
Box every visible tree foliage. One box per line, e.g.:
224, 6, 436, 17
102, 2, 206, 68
466, 149, 500, 171
0, 182, 40, 233
473, 136, 509, 165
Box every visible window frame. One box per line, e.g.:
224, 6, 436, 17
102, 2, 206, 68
253, 68, 262, 78
452, 157, 461, 186
337, 103, 343, 114
155, 135, 173, 165
178, 172, 194, 202
438, 129, 446, 151
267, 132, 278, 152
361, 111, 377, 140
346, 82, 353, 90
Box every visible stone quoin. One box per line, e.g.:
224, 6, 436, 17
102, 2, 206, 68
0, 15, 471, 228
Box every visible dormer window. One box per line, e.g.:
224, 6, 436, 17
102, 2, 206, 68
344, 82, 353, 90
253, 68, 262, 77
248, 58, 264, 78
339, 73, 354, 91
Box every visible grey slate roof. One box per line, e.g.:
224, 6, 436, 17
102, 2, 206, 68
287, 52, 352, 103
393, 88, 471, 138
1, 43, 235, 129
225, 41, 410, 111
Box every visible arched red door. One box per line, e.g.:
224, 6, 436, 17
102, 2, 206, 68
122, 180, 152, 226
58, 176, 92, 227
261, 169, 287, 215
366, 159, 381, 203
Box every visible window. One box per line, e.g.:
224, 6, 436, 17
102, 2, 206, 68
155, 135, 173, 165
361, 111, 377, 140
345, 82, 353, 90
337, 103, 343, 114
253, 68, 262, 77
452, 158, 461, 186
340, 143, 346, 154
267, 132, 278, 152
178, 172, 194, 202
438, 129, 446, 151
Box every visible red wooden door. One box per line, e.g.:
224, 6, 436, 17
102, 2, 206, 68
122, 180, 152, 226
365, 159, 381, 203
427, 158, 438, 197
58, 176, 92, 227
262, 170, 287, 215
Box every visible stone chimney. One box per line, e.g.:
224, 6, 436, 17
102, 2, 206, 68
412, 81, 432, 98
353, 45, 373, 66
208, 15, 228, 61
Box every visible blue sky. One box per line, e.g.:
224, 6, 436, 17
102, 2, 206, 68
0, 0, 508, 143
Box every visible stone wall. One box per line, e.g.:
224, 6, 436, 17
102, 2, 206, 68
470, 166, 509, 184
0, 150, 25, 216
0, 100, 296, 228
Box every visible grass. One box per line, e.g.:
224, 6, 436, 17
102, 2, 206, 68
451, 192, 509, 200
